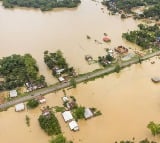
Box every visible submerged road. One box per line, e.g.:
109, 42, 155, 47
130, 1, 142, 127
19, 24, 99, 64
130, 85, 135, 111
1, 51, 160, 110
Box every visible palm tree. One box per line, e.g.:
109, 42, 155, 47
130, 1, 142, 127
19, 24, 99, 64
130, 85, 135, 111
147, 121, 160, 136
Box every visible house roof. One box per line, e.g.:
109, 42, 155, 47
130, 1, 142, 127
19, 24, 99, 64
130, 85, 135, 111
62, 96, 69, 102
62, 111, 73, 122
84, 108, 93, 119
37, 96, 46, 104
15, 103, 25, 112
103, 36, 111, 42
58, 77, 65, 82
69, 120, 79, 131
9, 90, 17, 98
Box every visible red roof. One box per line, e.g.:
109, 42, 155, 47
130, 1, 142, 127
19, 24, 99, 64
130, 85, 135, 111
103, 37, 111, 42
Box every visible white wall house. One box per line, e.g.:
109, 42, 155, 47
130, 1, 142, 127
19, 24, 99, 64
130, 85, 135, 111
62, 111, 73, 122
84, 108, 93, 119
69, 120, 79, 131
9, 90, 17, 98
15, 103, 25, 112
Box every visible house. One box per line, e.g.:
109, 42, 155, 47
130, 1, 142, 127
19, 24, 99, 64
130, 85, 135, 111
41, 107, 51, 116
15, 103, 25, 112
103, 36, 111, 42
62, 96, 69, 102
66, 101, 77, 110
9, 90, 18, 98
84, 108, 93, 119
58, 76, 65, 82
56, 69, 65, 75
37, 96, 46, 104
69, 120, 79, 131
62, 111, 73, 122
115, 46, 128, 54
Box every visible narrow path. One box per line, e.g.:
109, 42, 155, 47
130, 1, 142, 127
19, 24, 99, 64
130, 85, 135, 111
1, 51, 160, 110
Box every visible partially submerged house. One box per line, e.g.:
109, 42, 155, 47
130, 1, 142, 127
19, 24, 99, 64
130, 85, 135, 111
69, 120, 79, 131
62, 111, 73, 122
84, 108, 93, 119
103, 36, 111, 42
58, 76, 66, 83
9, 90, 17, 98
62, 96, 69, 102
115, 46, 128, 54
36, 96, 46, 104
15, 103, 25, 112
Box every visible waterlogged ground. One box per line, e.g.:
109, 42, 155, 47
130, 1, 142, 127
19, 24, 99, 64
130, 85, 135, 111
0, 0, 160, 142
1, 57, 160, 143
0, 0, 140, 85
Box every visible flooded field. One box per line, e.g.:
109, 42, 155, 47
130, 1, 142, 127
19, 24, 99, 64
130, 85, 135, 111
0, 57, 160, 143
0, 0, 140, 84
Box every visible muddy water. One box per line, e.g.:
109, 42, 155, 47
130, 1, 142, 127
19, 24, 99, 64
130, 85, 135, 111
0, 58, 160, 143
0, 0, 159, 142
0, 0, 140, 84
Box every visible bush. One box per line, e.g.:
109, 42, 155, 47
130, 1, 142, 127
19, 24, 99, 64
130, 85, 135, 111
38, 112, 61, 136
114, 64, 121, 73
27, 99, 39, 109
73, 106, 85, 120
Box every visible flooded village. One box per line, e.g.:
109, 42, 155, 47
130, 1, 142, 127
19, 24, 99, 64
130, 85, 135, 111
1, 0, 160, 143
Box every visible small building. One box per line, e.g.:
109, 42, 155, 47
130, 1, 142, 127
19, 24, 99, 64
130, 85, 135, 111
103, 36, 111, 42
58, 76, 65, 82
84, 108, 93, 119
15, 103, 25, 112
66, 101, 77, 110
62, 111, 73, 122
37, 96, 46, 104
9, 90, 18, 98
115, 46, 128, 54
69, 120, 79, 131
56, 69, 65, 75
62, 96, 69, 102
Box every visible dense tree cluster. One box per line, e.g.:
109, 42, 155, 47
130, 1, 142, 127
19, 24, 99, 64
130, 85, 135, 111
27, 99, 39, 109
72, 106, 85, 120
122, 24, 160, 49
38, 111, 61, 135
0, 54, 46, 90
143, 3, 160, 20
98, 54, 115, 67
50, 134, 73, 143
44, 50, 75, 78
44, 50, 68, 70
2, 0, 81, 11
102, 0, 160, 19
115, 139, 157, 143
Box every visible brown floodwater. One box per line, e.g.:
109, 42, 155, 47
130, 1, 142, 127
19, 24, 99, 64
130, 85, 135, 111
0, 0, 140, 84
0, 57, 160, 143
1, 0, 159, 143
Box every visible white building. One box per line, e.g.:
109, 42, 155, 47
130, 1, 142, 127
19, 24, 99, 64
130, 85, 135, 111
37, 96, 46, 104
69, 120, 79, 131
62, 111, 73, 122
58, 76, 65, 82
9, 90, 17, 98
84, 108, 93, 119
62, 96, 69, 102
15, 103, 25, 112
